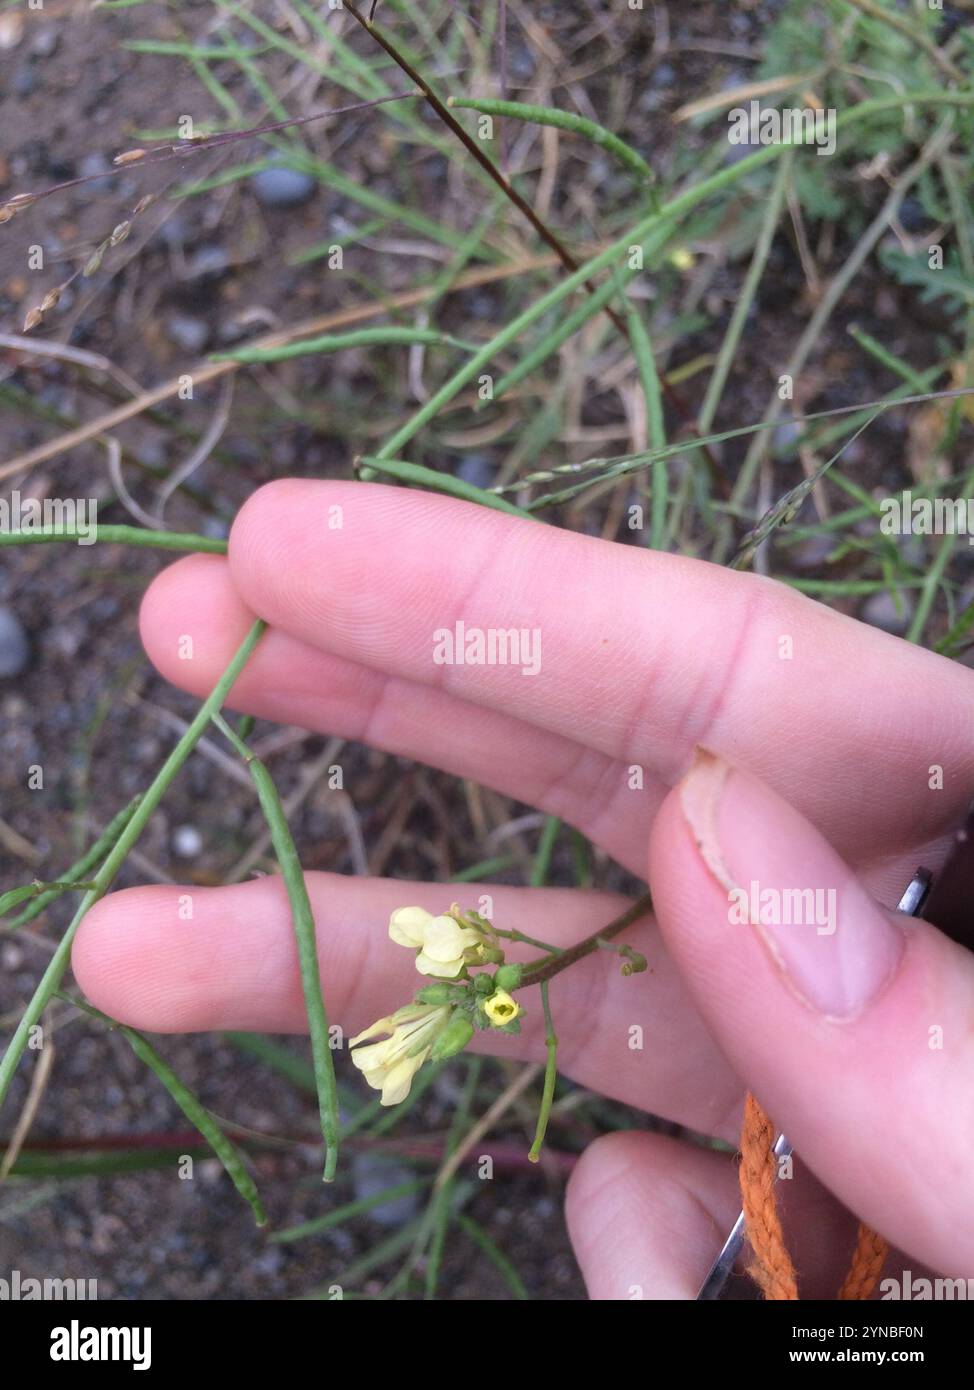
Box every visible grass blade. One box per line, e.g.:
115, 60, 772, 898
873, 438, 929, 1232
272, 1178, 429, 1244
60, 996, 265, 1225
4, 796, 142, 931
248, 759, 341, 1182
0, 620, 266, 1112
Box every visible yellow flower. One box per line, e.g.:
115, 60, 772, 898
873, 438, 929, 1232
483, 990, 520, 1026
388, 906, 483, 978
348, 1004, 451, 1105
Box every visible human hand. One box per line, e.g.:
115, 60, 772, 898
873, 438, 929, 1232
73, 480, 974, 1297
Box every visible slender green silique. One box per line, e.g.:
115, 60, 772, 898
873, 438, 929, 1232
448, 96, 657, 185
210, 713, 340, 1182
215, 327, 477, 364
357, 456, 534, 518
1, 882, 97, 920
61, 995, 266, 1226
0, 620, 267, 1111
212, 716, 340, 1169
5, 796, 143, 931
0, 526, 227, 554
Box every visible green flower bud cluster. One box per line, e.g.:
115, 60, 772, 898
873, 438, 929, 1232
412, 952, 524, 1046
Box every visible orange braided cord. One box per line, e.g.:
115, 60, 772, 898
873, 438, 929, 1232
739, 1092, 799, 1299
838, 1222, 889, 1300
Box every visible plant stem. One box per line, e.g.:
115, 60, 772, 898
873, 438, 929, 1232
0, 620, 266, 1111
491, 927, 562, 955
528, 981, 557, 1163
518, 891, 653, 989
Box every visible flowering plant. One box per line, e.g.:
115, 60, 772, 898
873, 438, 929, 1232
349, 898, 650, 1160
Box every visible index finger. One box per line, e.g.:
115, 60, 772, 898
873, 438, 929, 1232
224, 480, 974, 862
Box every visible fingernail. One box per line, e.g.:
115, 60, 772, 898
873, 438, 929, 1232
679, 749, 904, 1020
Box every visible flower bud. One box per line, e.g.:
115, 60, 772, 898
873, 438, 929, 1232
493, 964, 523, 991
429, 1013, 475, 1062
414, 983, 457, 1005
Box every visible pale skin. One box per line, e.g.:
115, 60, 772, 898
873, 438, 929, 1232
73, 480, 974, 1297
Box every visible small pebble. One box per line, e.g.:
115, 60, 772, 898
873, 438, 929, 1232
351, 1153, 422, 1229
0, 607, 30, 678
79, 151, 114, 192
2, 943, 24, 971
172, 825, 204, 859
46, 622, 83, 660
166, 314, 209, 355
898, 197, 934, 234
772, 420, 801, 454
456, 454, 495, 489
13, 62, 37, 99
30, 26, 59, 58
250, 165, 317, 209
185, 244, 230, 280
860, 589, 914, 636
787, 533, 834, 571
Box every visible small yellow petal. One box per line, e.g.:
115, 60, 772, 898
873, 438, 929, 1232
484, 989, 520, 1026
